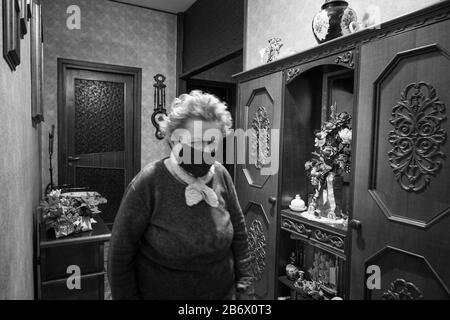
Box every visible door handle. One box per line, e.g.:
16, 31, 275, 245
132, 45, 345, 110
349, 219, 362, 230
268, 197, 277, 205
67, 156, 81, 163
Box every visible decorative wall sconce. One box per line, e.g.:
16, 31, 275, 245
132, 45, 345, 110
151, 74, 167, 140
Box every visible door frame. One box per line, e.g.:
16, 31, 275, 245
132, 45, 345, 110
57, 58, 142, 186
185, 78, 237, 109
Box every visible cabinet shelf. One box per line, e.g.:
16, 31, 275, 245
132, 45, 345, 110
278, 276, 335, 300
282, 209, 347, 234
281, 209, 347, 258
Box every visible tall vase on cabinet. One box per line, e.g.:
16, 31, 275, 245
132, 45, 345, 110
316, 172, 344, 219
312, 0, 357, 44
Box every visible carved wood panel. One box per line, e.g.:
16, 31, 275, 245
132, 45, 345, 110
364, 247, 449, 300
242, 202, 270, 299
351, 17, 450, 299
281, 214, 346, 257
388, 82, 447, 192
243, 87, 275, 188
235, 72, 283, 300
251, 106, 271, 170
382, 279, 424, 300
247, 219, 267, 282
370, 44, 450, 228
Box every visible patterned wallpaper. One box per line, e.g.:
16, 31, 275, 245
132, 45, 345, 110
0, 4, 39, 299
41, 0, 177, 188
245, 0, 445, 70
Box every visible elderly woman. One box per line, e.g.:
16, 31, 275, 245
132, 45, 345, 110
108, 90, 254, 300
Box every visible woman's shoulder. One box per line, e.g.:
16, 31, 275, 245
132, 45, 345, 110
213, 162, 233, 185
130, 158, 168, 188
213, 161, 229, 175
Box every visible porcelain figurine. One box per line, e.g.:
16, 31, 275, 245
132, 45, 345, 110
349, 4, 381, 33
286, 252, 300, 281
264, 37, 283, 63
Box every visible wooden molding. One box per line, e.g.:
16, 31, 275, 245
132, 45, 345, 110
234, 1, 450, 83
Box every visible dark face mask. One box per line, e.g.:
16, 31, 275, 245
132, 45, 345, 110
179, 144, 215, 178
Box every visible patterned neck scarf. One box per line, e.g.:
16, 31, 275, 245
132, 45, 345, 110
165, 152, 219, 208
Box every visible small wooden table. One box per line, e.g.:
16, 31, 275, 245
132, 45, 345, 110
37, 216, 111, 300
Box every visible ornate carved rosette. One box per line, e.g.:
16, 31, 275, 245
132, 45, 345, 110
251, 106, 271, 169
382, 279, 424, 300
388, 82, 447, 192
335, 51, 354, 68
286, 67, 302, 83
247, 220, 267, 282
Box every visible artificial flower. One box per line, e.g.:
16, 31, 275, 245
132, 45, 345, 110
339, 128, 352, 145
38, 191, 107, 238
315, 137, 326, 148
305, 105, 352, 190
322, 146, 337, 158
325, 122, 336, 131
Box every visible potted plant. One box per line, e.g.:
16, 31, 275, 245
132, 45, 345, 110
39, 190, 107, 238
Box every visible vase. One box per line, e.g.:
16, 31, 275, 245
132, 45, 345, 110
316, 172, 343, 218
312, 0, 357, 44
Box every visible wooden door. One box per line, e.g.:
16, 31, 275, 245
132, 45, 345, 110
58, 60, 141, 228
235, 72, 283, 300
351, 19, 450, 299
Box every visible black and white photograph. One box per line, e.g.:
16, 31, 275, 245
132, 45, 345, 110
1, 0, 450, 307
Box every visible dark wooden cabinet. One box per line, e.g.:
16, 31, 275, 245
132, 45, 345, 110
234, 1, 450, 300
350, 14, 450, 300
36, 217, 111, 300
234, 72, 283, 300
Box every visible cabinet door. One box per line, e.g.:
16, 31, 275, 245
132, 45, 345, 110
235, 72, 283, 300
351, 19, 450, 299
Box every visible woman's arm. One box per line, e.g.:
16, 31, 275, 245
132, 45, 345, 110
107, 177, 151, 300
221, 167, 255, 299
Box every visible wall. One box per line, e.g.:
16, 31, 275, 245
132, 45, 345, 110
192, 54, 243, 83
41, 0, 177, 188
183, 0, 244, 73
245, 0, 446, 70
0, 6, 41, 299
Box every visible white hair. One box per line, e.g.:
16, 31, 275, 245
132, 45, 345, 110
161, 90, 233, 141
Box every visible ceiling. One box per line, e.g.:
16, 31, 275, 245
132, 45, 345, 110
112, 0, 197, 13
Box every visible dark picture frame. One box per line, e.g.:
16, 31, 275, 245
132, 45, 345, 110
30, 0, 44, 126
3, 0, 21, 71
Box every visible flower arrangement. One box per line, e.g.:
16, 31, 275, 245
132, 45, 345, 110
305, 103, 352, 217
39, 190, 107, 238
